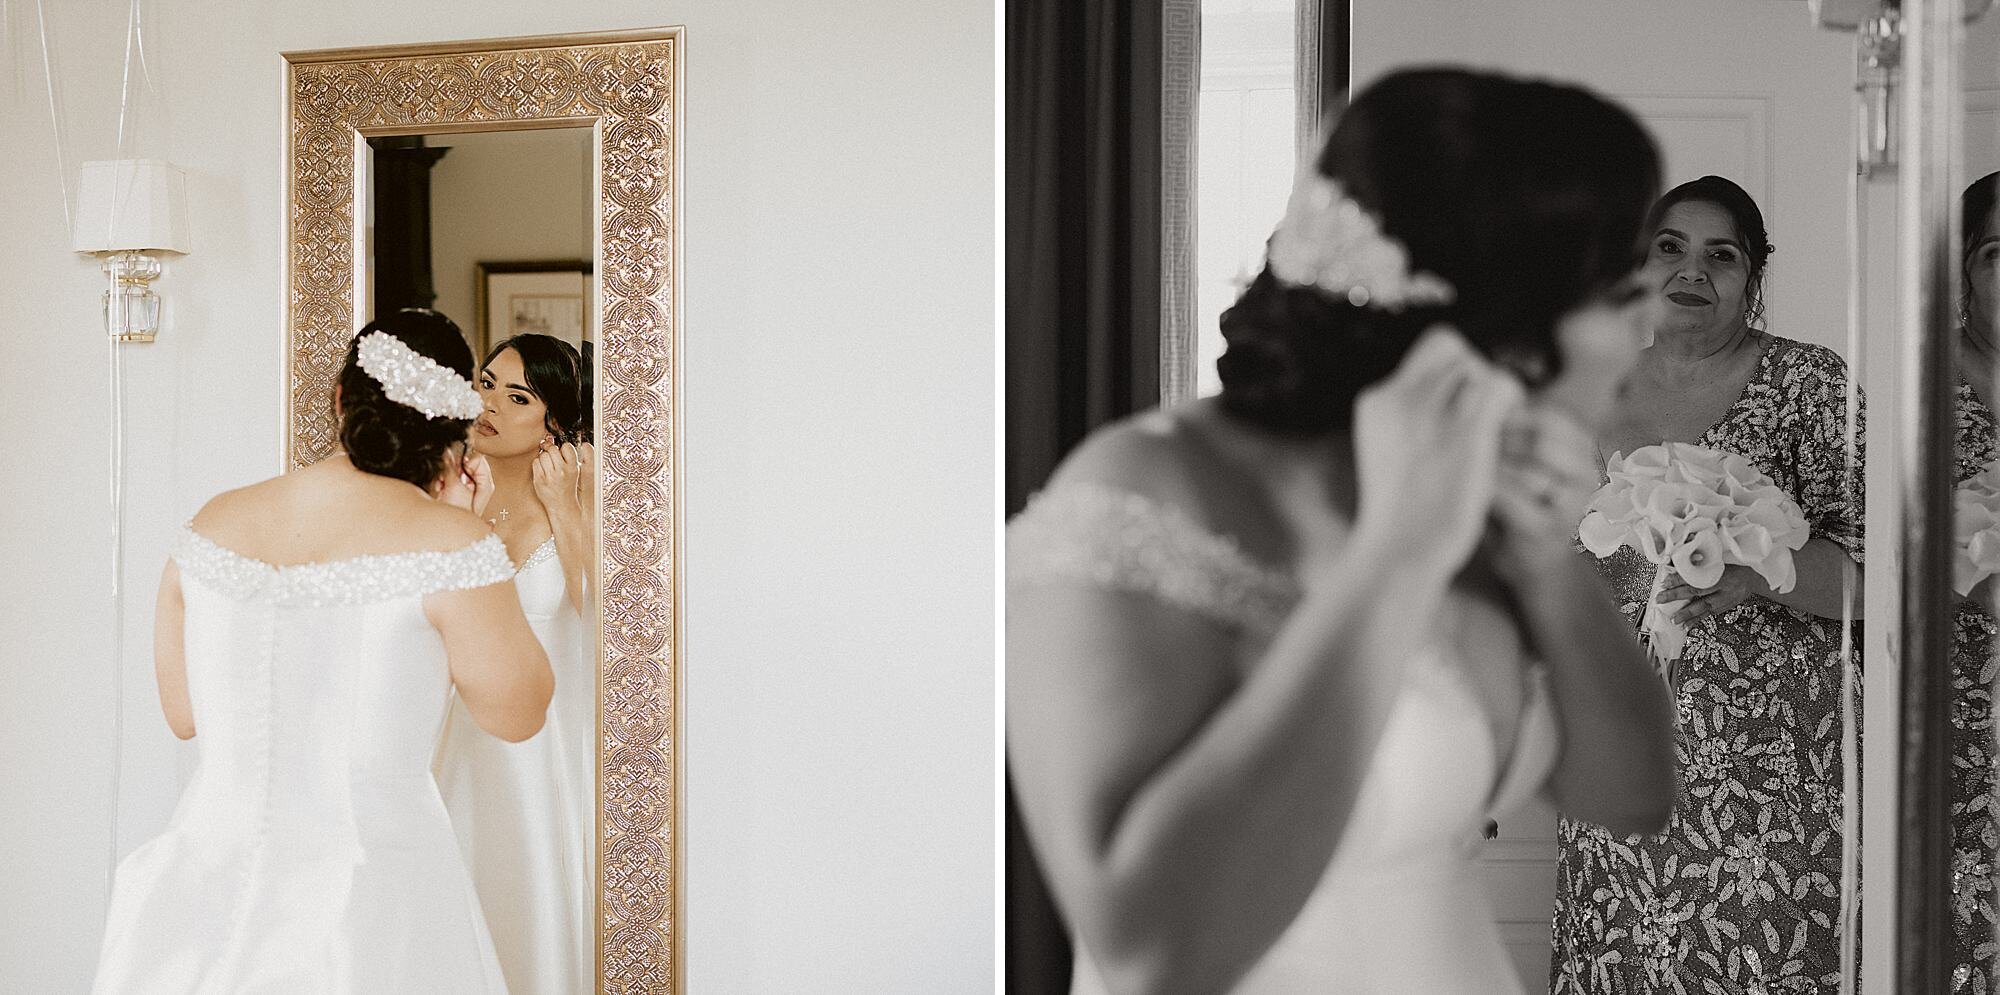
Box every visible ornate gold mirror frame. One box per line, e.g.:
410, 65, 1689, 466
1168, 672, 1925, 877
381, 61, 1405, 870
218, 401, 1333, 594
282, 28, 683, 993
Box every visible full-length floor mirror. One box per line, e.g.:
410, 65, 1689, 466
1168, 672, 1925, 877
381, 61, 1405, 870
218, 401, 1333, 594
284, 29, 682, 993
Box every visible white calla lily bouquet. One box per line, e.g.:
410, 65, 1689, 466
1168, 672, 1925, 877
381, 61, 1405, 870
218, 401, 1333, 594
1577, 443, 1810, 668
1954, 461, 2000, 598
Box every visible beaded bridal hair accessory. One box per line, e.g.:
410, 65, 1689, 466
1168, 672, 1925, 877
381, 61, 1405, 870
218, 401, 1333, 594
1266, 173, 1455, 312
355, 331, 484, 420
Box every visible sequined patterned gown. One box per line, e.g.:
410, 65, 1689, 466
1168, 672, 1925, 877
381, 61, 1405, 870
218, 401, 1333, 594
1551, 336, 1863, 994
1010, 477, 1561, 995
91, 528, 518, 994
1949, 377, 2000, 993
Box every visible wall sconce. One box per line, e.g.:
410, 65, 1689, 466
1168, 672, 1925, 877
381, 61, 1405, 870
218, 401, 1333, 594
71, 159, 190, 343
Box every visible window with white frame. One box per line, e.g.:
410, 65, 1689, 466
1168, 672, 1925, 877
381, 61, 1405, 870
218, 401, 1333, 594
1196, 0, 1297, 397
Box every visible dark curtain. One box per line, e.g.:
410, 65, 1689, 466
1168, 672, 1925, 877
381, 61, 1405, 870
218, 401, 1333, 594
1006, 1, 1167, 990
1295, 0, 1351, 155
1316, 2, 1349, 118
1003, 2, 1347, 991
1005, 0, 1164, 519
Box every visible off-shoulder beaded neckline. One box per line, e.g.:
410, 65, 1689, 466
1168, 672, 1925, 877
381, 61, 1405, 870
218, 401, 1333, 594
179, 525, 497, 572
172, 525, 515, 607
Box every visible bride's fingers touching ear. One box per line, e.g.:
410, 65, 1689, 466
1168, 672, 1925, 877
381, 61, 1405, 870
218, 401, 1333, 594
465, 453, 493, 493
1399, 326, 1482, 406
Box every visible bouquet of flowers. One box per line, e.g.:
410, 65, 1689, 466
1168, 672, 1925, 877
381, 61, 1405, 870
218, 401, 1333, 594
1955, 461, 2000, 597
1577, 442, 1810, 668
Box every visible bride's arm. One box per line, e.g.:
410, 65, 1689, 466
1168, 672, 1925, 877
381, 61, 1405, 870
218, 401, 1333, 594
153, 562, 195, 740
1493, 541, 1676, 833
1011, 534, 1456, 995
534, 442, 599, 616
1487, 411, 1675, 834
1010, 330, 1521, 995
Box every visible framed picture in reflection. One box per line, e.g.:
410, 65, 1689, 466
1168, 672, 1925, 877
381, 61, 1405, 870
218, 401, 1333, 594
476, 259, 594, 355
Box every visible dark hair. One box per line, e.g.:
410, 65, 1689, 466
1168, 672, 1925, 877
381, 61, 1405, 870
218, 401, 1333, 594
337, 308, 477, 488
1645, 174, 1774, 328
482, 334, 594, 444
1965, 170, 2000, 268
1217, 68, 1661, 433
1964, 171, 2000, 326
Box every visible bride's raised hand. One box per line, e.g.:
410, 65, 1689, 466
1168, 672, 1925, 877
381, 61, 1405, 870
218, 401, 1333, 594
461, 452, 495, 520
1352, 326, 1524, 577
531, 441, 586, 524
435, 448, 497, 520
1490, 405, 1601, 546
574, 442, 597, 515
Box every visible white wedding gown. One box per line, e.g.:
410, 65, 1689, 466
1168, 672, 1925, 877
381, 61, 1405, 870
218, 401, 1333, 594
1009, 483, 1560, 995
91, 527, 518, 994
433, 536, 593, 995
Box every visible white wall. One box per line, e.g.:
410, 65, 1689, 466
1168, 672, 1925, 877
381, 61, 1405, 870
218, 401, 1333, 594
0, 1, 995, 992
424, 127, 595, 340
1354, 0, 1856, 357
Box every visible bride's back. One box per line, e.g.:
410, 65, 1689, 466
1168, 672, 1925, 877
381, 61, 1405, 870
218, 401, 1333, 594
92, 311, 550, 995
172, 458, 517, 810
190, 456, 485, 567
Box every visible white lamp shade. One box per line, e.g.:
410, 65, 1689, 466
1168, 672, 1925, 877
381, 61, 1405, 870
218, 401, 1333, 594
72, 159, 190, 254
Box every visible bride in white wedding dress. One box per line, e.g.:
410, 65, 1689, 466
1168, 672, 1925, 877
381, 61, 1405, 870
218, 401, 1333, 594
91, 309, 552, 994
433, 333, 598, 994
1007, 69, 1680, 995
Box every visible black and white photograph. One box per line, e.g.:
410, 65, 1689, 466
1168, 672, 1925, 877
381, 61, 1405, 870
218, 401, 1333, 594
1008, 1, 2000, 994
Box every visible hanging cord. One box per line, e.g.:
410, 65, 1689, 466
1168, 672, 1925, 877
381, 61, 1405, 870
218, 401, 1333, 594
101, 0, 160, 903
113, 0, 133, 158
130, 0, 162, 126
105, 307, 127, 905
32, 0, 70, 232
1836, 122, 1865, 995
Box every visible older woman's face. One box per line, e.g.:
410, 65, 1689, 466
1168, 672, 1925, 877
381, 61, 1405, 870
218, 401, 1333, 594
1971, 202, 2000, 335
1642, 200, 1753, 338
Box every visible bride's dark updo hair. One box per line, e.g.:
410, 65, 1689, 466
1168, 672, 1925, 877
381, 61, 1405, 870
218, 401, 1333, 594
1965, 170, 2000, 267
336, 308, 477, 488
1218, 68, 1661, 433
483, 334, 594, 444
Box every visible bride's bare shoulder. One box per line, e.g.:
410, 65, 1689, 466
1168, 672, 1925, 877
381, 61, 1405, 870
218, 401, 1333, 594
187, 474, 290, 535
1048, 403, 1225, 505
188, 460, 485, 559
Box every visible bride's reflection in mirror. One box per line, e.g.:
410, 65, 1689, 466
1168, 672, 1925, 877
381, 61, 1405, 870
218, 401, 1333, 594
366, 126, 600, 994
432, 332, 597, 994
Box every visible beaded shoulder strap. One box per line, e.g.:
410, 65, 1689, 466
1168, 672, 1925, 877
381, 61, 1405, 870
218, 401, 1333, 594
1007, 482, 1297, 632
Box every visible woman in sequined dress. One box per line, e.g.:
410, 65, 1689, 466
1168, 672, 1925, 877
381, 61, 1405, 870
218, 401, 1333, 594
1947, 170, 2000, 992
1008, 69, 1676, 995
1550, 176, 1864, 994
